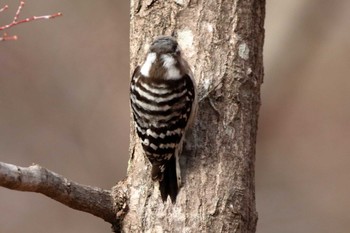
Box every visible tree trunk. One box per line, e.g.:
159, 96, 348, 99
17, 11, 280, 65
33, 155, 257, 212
121, 0, 265, 232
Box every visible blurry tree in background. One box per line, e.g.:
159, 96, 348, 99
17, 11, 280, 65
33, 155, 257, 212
257, 1, 350, 233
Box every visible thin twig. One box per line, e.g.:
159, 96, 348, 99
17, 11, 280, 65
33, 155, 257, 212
13, 1, 24, 22
0, 33, 17, 41
0, 1, 62, 41
0, 4, 8, 13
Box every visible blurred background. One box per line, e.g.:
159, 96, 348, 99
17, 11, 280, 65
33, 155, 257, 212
0, 1, 349, 232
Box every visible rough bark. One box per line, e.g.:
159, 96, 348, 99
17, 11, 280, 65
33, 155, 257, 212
122, 0, 265, 232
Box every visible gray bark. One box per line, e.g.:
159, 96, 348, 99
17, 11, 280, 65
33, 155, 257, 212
121, 0, 265, 232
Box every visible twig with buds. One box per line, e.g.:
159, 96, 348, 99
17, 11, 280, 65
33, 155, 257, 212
0, 4, 8, 13
0, 1, 62, 41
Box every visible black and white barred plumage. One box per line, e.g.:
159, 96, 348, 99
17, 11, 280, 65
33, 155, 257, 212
130, 36, 197, 203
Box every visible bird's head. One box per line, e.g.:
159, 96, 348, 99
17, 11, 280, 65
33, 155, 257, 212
140, 36, 186, 80
149, 36, 180, 55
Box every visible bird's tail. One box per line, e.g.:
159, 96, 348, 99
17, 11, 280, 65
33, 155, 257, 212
151, 155, 179, 203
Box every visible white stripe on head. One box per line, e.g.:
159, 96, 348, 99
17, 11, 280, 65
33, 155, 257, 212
140, 52, 157, 77
162, 54, 176, 68
161, 54, 181, 80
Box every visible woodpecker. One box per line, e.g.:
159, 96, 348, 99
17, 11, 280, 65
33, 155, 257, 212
130, 36, 197, 203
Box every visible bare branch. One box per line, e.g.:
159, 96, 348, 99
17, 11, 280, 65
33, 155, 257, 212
0, 33, 17, 41
0, 4, 8, 13
0, 1, 62, 41
0, 161, 118, 224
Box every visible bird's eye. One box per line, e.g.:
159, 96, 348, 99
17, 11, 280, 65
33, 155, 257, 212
173, 44, 178, 52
